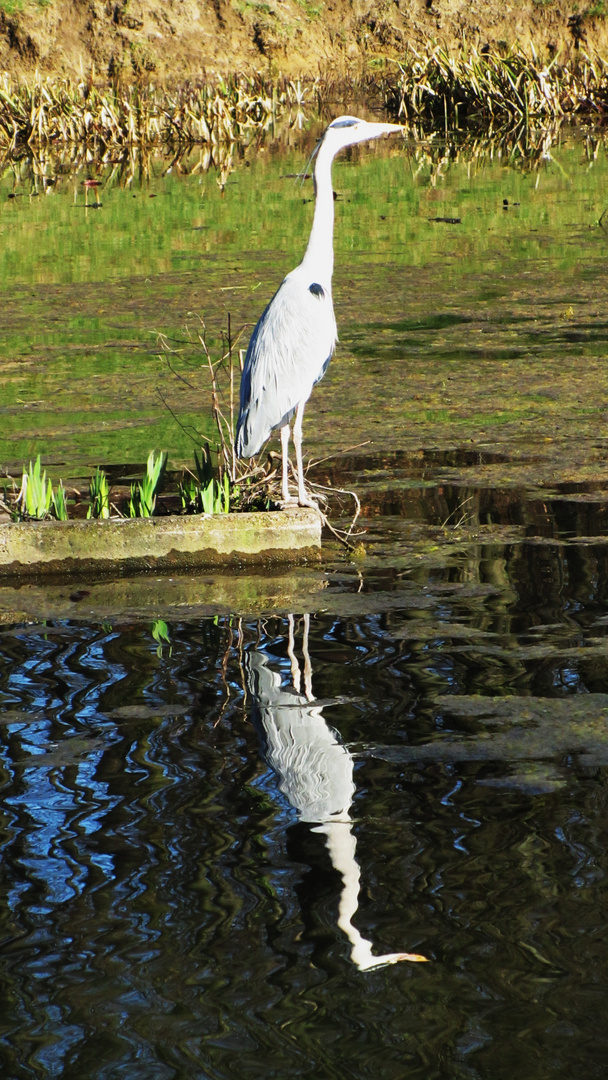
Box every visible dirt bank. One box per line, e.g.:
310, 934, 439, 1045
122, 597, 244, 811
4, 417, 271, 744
1, 0, 607, 85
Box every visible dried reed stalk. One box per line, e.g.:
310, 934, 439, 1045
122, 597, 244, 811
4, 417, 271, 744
0, 71, 314, 149
383, 43, 608, 126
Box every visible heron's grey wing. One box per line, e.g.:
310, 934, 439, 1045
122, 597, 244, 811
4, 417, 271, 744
236, 270, 337, 458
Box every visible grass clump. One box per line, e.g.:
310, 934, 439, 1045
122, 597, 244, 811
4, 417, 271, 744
18, 456, 53, 519
12, 456, 70, 521
15, 455, 72, 520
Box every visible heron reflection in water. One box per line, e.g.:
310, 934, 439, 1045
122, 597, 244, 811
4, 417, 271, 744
246, 615, 427, 972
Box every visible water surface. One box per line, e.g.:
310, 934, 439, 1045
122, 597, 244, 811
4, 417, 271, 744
2, 515, 608, 1077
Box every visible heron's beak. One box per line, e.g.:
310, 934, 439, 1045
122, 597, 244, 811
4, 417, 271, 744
299, 139, 321, 185
356, 121, 404, 144
371, 122, 404, 136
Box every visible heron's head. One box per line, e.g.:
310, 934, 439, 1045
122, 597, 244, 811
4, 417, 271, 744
322, 115, 403, 152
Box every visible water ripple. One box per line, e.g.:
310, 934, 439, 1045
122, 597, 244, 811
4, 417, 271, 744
0, 588, 607, 1077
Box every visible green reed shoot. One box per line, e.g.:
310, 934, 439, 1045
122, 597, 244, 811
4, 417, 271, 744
128, 450, 167, 517
179, 448, 230, 514
200, 472, 230, 515
18, 456, 54, 519
52, 482, 69, 521
179, 473, 200, 512
87, 467, 110, 519
151, 618, 172, 658
193, 446, 214, 487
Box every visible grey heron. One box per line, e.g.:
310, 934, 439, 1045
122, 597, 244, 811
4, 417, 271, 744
235, 115, 403, 506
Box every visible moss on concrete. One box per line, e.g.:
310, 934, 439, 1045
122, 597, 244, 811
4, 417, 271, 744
0, 507, 322, 578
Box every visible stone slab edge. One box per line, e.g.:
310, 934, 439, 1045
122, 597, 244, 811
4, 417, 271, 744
0, 508, 322, 578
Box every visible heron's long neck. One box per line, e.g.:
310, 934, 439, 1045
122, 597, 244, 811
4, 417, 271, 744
300, 141, 335, 286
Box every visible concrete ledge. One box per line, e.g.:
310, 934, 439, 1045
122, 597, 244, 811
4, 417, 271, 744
0, 508, 322, 578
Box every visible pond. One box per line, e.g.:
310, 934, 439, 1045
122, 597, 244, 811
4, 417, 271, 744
2, 115, 608, 1079
2, 531, 608, 1078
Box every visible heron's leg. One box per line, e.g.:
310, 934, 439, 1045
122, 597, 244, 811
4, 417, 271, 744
302, 613, 313, 702
293, 401, 317, 509
287, 613, 301, 693
280, 424, 296, 503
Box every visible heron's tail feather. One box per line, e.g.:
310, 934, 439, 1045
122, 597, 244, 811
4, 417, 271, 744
236, 412, 263, 459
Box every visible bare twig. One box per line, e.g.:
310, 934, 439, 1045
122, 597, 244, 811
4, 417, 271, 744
308, 441, 372, 468
156, 312, 367, 528
441, 495, 475, 528
156, 387, 208, 446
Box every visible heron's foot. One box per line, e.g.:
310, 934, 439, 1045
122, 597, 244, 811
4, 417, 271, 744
298, 493, 320, 510
279, 493, 299, 508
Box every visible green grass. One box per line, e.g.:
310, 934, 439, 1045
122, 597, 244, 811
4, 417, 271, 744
293, 0, 324, 19
233, 0, 275, 14
2, 128, 608, 472
0, 0, 51, 11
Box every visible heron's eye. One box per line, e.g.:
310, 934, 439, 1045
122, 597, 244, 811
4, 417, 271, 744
330, 119, 358, 129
